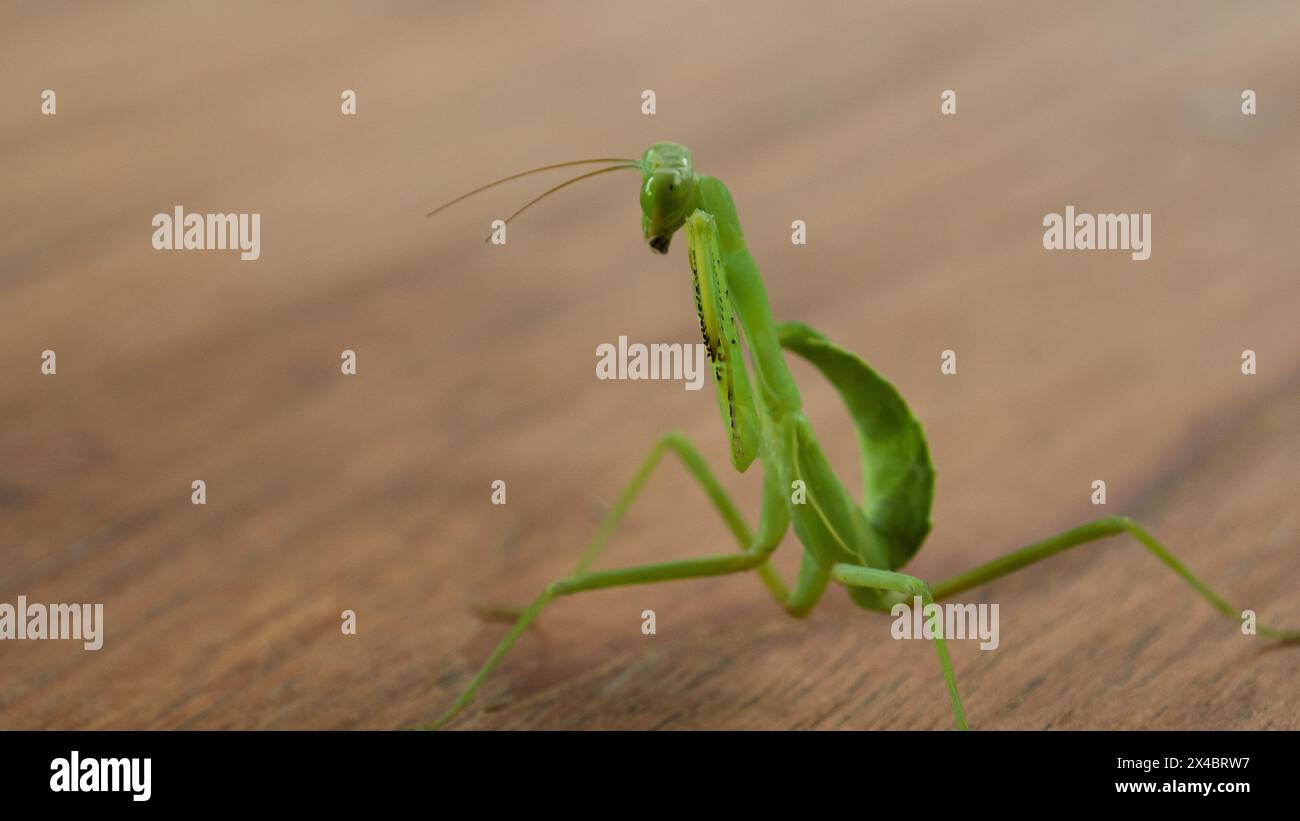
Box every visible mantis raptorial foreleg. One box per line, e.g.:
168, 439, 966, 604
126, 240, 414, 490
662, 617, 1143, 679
927, 516, 1300, 641
829, 564, 969, 730
685, 209, 759, 471
425, 549, 775, 730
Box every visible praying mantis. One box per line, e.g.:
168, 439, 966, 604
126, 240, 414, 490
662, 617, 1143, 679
424, 141, 1298, 730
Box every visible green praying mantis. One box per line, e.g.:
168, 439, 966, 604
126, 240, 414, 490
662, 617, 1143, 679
424, 141, 1298, 730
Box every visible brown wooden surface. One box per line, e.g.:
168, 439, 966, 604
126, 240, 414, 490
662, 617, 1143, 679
2, 2, 1298, 729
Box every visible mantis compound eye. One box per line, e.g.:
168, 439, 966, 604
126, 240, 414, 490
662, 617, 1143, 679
642, 169, 685, 209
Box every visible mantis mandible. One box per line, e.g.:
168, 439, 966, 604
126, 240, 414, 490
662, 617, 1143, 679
424, 142, 1298, 730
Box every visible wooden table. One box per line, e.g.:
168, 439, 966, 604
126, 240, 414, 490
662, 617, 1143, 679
2, 1, 1297, 729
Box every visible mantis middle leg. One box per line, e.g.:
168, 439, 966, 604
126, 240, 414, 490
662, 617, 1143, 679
426, 548, 780, 729
477, 429, 791, 623
570, 429, 790, 600
429, 432, 828, 728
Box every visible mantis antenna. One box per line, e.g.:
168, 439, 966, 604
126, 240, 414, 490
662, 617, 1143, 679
425, 157, 640, 218
483, 164, 641, 241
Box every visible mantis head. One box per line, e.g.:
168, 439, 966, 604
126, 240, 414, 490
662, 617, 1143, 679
639, 142, 697, 254
426, 144, 698, 252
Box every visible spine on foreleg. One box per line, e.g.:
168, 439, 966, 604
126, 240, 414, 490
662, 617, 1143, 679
686, 211, 757, 471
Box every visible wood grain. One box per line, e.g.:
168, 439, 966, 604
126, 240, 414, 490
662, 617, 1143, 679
1, 1, 1297, 729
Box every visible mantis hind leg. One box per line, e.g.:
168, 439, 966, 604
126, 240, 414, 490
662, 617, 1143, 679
929, 515, 1299, 641
424, 550, 771, 729
829, 564, 969, 730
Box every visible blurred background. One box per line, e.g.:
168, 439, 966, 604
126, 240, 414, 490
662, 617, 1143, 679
1, 1, 1297, 728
